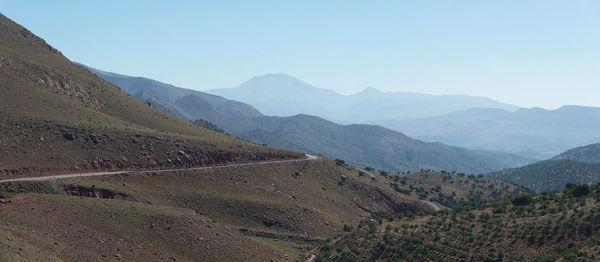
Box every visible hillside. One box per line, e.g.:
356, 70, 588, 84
87, 67, 534, 174
0, 157, 526, 261
206, 73, 518, 123
0, 13, 301, 178
227, 114, 535, 174
346, 167, 529, 209
487, 160, 600, 193
552, 143, 600, 163
389, 107, 600, 159
487, 142, 600, 193
0, 158, 436, 261
317, 182, 600, 262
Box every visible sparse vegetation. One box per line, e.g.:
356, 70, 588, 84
318, 182, 600, 261
191, 119, 225, 133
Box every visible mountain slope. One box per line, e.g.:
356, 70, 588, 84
84, 65, 263, 121
86, 67, 534, 174
226, 114, 535, 174
390, 106, 600, 159
0, 13, 435, 261
0, 158, 432, 261
487, 159, 600, 193
552, 143, 600, 163
206, 73, 518, 122
487, 142, 600, 193
0, 13, 300, 178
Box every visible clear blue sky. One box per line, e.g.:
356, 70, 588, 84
2, 1, 599, 109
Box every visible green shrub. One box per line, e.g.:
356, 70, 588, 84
572, 184, 591, 198
343, 224, 353, 232
512, 195, 532, 206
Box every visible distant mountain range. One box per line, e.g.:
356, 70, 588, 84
219, 114, 534, 174
206, 73, 518, 123
88, 67, 534, 174
487, 143, 600, 192
205, 74, 600, 160
83, 65, 263, 121
389, 107, 600, 159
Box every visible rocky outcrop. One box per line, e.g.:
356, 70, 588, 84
63, 185, 135, 201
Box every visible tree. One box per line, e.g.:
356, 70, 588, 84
512, 195, 532, 206
571, 184, 590, 198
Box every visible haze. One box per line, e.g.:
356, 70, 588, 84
2, 0, 599, 109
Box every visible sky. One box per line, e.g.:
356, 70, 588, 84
1, 0, 599, 109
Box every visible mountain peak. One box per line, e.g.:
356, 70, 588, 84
358, 87, 383, 95
231, 73, 342, 96
261, 73, 295, 78
241, 73, 309, 88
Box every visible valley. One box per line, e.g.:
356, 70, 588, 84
1, 4, 600, 262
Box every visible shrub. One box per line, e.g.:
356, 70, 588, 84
512, 195, 532, 206
343, 224, 353, 232
334, 159, 346, 166
565, 183, 577, 190
479, 213, 491, 221
571, 184, 591, 198
368, 221, 377, 234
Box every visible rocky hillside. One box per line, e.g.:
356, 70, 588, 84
0, 158, 430, 261
0, 13, 301, 178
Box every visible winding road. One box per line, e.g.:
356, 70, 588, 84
0, 154, 320, 183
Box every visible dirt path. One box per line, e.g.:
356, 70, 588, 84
420, 200, 441, 211
0, 154, 320, 183
305, 253, 316, 262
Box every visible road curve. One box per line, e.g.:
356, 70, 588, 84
0, 154, 320, 183
420, 200, 441, 211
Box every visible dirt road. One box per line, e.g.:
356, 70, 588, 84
0, 154, 320, 183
